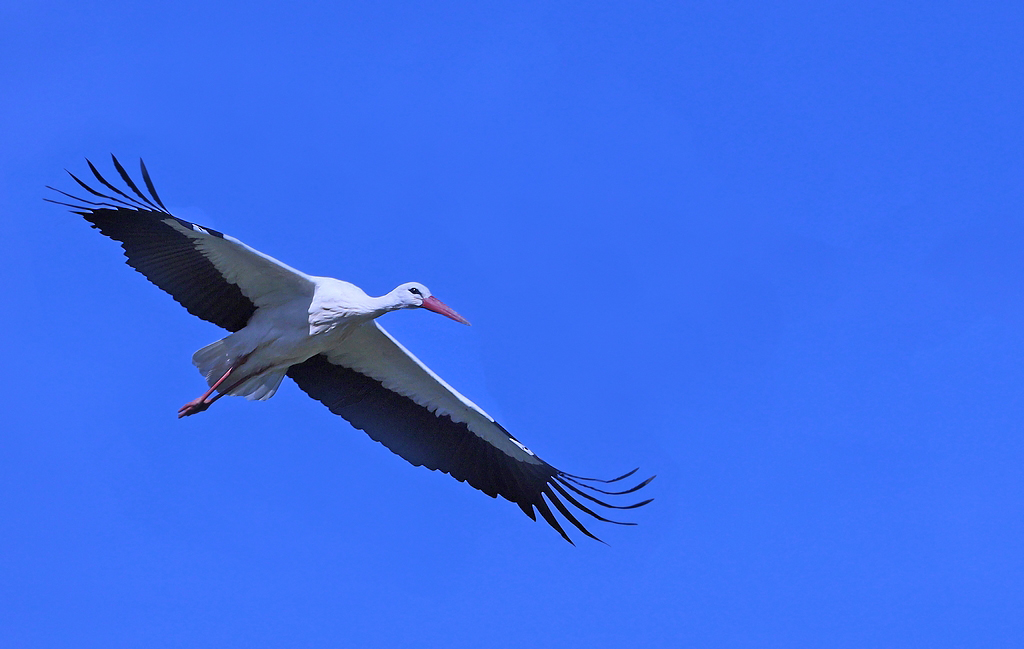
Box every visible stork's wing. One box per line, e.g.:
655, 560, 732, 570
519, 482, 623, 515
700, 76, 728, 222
287, 321, 654, 544
47, 156, 315, 332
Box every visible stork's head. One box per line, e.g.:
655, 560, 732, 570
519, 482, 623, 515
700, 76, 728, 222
394, 282, 471, 325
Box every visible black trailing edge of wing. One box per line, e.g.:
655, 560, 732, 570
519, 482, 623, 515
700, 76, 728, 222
46, 156, 257, 332
287, 353, 655, 544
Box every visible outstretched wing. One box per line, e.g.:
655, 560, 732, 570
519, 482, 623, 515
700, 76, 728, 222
287, 321, 654, 544
47, 156, 315, 332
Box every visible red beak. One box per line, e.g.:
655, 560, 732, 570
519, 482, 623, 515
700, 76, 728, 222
420, 296, 471, 325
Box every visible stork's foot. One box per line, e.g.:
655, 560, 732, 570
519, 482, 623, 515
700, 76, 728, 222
177, 354, 253, 419
177, 398, 211, 418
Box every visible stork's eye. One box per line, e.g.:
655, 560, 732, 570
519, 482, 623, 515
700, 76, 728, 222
409, 287, 422, 296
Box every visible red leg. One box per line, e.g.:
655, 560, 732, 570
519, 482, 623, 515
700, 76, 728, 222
177, 354, 251, 418
199, 372, 254, 408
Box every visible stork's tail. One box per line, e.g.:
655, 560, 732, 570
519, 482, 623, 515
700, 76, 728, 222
192, 340, 286, 401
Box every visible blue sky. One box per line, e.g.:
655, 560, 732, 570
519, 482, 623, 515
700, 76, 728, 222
2, 1, 1023, 646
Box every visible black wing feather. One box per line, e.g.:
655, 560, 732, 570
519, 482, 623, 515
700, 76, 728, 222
108, 155, 162, 211
287, 353, 654, 543
139, 159, 169, 210
47, 157, 257, 332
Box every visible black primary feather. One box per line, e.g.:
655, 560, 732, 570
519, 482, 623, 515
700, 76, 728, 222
46, 157, 256, 332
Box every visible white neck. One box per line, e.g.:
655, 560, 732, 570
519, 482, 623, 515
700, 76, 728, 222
364, 289, 412, 318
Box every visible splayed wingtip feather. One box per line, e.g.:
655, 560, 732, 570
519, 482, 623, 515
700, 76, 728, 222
108, 155, 160, 211
139, 158, 169, 210
543, 486, 605, 543
560, 467, 640, 484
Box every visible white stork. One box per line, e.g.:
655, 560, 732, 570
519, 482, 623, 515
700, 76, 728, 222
48, 156, 653, 543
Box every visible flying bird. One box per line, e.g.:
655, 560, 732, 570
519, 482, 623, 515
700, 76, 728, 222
48, 156, 653, 543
